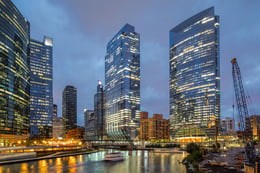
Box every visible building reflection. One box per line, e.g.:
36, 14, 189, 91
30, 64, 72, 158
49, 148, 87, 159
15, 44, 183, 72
54, 157, 63, 173
0, 151, 187, 173
20, 163, 29, 173
39, 160, 48, 173
78, 155, 83, 163
68, 156, 76, 173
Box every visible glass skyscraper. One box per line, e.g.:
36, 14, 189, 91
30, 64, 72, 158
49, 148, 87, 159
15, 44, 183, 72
94, 81, 105, 140
0, 0, 30, 145
169, 7, 220, 140
30, 37, 53, 139
62, 85, 77, 131
105, 24, 140, 140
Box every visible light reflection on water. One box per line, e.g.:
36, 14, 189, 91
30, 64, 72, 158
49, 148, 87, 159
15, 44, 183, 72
0, 150, 187, 173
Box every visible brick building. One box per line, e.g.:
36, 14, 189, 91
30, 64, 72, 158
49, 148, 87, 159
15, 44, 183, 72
66, 128, 84, 139
139, 112, 170, 141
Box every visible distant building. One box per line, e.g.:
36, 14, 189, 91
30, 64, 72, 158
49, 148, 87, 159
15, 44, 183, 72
62, 85, 77, 131
0, 0, 30, 145
84, 109, 95, 140
139, 112, 170, 141
53, 117, 64, 139
66, 128, 84, 140
249, 115, 260, 137
169, 7, 220, 139
220, 117, 235, 132
84, 82, 105, 140
105, 24, 140, 140
30, 36, 53, 139
53, 104, 58, 118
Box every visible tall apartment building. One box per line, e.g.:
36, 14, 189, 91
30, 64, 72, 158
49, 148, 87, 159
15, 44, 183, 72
0, 0, 30, 145
169, 7, 220, 139
105, 24, 140, 140
62, 85, 77, 131
140, 112, 170, 141
30, 37, 53, 139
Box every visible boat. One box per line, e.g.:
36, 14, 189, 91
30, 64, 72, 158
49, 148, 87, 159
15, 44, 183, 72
104, 152, 124, 161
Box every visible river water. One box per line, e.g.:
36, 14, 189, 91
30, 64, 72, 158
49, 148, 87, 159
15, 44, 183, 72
0, 150, 187, 173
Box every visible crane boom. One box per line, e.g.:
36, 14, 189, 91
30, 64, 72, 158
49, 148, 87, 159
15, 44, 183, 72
231, 58, 256, 166
231, 58, 249, 133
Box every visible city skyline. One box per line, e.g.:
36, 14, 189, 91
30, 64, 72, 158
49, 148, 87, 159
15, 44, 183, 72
12, 0, 260, 126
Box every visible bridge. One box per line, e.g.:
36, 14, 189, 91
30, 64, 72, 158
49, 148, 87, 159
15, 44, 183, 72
86, 140, 134, 149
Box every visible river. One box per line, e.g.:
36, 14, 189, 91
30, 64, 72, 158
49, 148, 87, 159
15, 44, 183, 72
0, 150, 187, 173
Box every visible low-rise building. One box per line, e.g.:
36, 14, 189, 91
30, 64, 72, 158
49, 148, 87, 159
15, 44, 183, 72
66, 128, 84, 139
139, 112, 170, 141
53, 117, 64, 139
249, 115, 260, 138
220, 117, 235, 133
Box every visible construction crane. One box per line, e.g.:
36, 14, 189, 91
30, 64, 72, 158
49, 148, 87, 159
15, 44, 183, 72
231, 58, 256, 166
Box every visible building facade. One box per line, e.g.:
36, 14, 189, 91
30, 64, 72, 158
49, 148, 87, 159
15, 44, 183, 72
248, 115, 260, 138
169, 7, 220, 139
84, 109, 95, 140
66, 128, 84, 140
30, 37, 53, 139
0, 0, 30, 145
220, 117, 235, 133
53, 117, 64, 139
139, 112, 170, 141
105, 24, 140, 140
62, 85, 77, 131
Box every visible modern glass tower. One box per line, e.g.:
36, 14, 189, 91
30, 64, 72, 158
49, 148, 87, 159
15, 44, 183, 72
105, 24, 140, 140
94, 81, 105, 139
62, 85, 77, 131
30, 37, 53, 139
169, 7, 220, 140
0, 0, 30, 145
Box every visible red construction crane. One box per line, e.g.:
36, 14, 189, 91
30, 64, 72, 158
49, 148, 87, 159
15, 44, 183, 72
231, 58, 256, 166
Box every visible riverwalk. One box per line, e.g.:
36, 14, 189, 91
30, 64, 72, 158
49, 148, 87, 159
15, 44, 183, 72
0, 150, 96, 165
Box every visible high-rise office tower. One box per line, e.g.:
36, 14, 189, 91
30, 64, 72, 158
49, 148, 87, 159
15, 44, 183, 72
169, 7, 220, 139
85, 81, 105, 140
105, 24, 140, 140
0, 0, 30, 145
62, 85, 77, 131
94, 81, 105, 139
30, 37, 53, 139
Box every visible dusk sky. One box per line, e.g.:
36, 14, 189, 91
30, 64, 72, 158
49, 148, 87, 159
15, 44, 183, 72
12, 0, 260, 126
